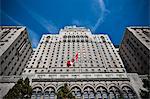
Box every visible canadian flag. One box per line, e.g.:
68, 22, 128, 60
67, 60, 73, 67
75, 52, 78, 61
66, 52, 78, 67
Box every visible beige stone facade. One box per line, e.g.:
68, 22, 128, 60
22, 26, 140, 99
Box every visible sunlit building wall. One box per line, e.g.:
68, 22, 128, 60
22, 26, 139, 99
0, 26, 33, 75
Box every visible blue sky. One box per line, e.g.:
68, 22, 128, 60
0, 0, 149, 48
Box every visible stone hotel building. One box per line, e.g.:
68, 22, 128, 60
0, 26, 147, 99
22, 26, 139, 99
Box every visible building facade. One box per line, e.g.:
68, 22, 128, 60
119, 27, 150, 75
22, 26, 139, 99
0, 26, 33, 75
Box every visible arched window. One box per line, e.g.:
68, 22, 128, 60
122, 86, 136, 99
31, 87, 42, 99
109, 86, 121, 99
80, 36, 84, 38
72, 40, 75, 42
63, 35, 67, 38
85, 36, 88, 38
71, 86, 82, 98
96, 86, 108, 99
81, 39, 84, 42
76, 36, 79, 38
85, 39, 88, 42
83, 86, 95, 99
68, 40, 71, 42
63, 39, 66, 42
44, 87, 55, 99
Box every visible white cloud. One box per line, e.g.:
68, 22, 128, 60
98, 0, 106, 12
1, 10, 39, 48
71, 19, 94, 31
0, 10, 22, 25
27, 11, 58, 33
93, 0, 109, 32
27, 29, 39, 48
17, 0, 58, 33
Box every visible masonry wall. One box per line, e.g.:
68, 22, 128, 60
0, 26, 33, 75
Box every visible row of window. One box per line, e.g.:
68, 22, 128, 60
27, 45, 122, 68
119, 45, 142, 73
135, 28, 150, 42
63, 35, 89, 38
31, 85, 137, 99
1, 44, 32, 75
25, 68, 123, 73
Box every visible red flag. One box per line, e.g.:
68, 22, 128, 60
71, 58, 75, 63
75, 52, 78, 61
66, 52, 78, 67
67, 61, 71, 67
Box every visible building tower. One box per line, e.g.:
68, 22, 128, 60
119, 27, 150, 75
22, 26, 139, 99
0, 26, 33, 75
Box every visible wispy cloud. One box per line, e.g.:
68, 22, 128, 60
0, 10, 39, 48
0, 10, 22, 25
27, 29, 39, 48
16, 0, 58, 33
71, 19, 94, 30
93, 0, 109, 32
26, 10, 58, 33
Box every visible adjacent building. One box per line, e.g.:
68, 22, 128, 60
119, 27, 150, 75
22, 26, 139, 99
0, 26, 33, 76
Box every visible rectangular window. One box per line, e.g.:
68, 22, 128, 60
1, 60, 4, 64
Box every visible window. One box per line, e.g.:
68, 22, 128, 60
4, 66, 7, 71
1, 60, 4, 64
8, 61, 11, 65
116, 70, 119, 72
4, 55, 8, 60
8, 72, 11, 76
0, 43, 4, 46
145, 40, 150, 42
28, 70, 31, 72
17, 67, 19, 71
